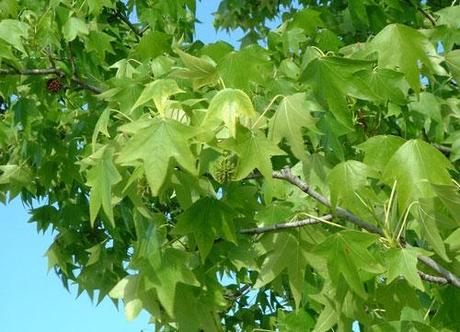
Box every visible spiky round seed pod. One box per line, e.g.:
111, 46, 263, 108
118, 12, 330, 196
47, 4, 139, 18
210, 153, 237, 184
47, 78, 63, 93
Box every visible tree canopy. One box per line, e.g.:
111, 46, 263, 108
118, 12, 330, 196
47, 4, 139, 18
1, 0, 460, 330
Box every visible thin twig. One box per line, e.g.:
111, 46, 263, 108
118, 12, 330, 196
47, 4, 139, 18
240, 214, 333, 234
272, 166, 460, 288
433, 143, 452, 154
115, 10, 142, 38
139, 25, 150, 35
402, 0, 437, 26
418, 7, 437, 26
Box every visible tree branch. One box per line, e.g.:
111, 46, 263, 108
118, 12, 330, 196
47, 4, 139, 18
0, 68, 103, 94
0, 68, 59, 75
272, 167, 384, 236
70, 76, 103, 94
417, 255, 460, 288
240, 214, 333, 234
272, 166, 460, 288
418, 271, 448, 285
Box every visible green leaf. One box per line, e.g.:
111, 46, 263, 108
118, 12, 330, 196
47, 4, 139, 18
431, 184, 460, 223
109, 275, 143, 320
301, 57, 375, 127
415, 199, 450, 262
445, 228, 460, 253
62, 17, 89, 42
116, 118, 196, 195
133, 32, 171, 61
174, 197, 237, 261
354, 68, 409, 105
409, 92, 442, 123
202, 88, 256, 137
436, 5, 460, 28
220, 126, 285, 180
174, 49, 219, 89
277, 310, 315, 331
268, 93, 318, 160
445, 50, 460, 84
130, 79, 184, 114
358, 135, 406, 173
288, 8, 323, 35
0, 19, 29, 53
174, 284, 220, 332
254, 201, 294, 226
84, 144, 121, 227
86, 31, 115, 59
91, 108, 111, 148
255, 230, 312, 309
217, 45, 272, 91
147, 248, 199, 316
366, 24, 442, 92
314, 231, 381, 298
327, 160, 376, 211
282, 28, 307, 54
385, 248, 424, 290
87, 0, 114, 14
382, 139, 453, 210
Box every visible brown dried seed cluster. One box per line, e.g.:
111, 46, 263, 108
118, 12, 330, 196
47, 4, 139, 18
47, 78, 63, 93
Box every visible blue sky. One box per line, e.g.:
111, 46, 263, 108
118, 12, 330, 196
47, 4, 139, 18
0, 1, 247, 331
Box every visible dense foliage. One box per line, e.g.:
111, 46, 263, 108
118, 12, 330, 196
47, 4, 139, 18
1, 0, 460, 330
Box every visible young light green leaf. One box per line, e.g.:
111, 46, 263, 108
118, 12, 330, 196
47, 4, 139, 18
130, 79, 184, 114
62, 17, 89, 42
436, 5, 460, 28
85, 144, 121, 227
116, 118, 196, 195
91, 108, 111, 148
174, 49, 219, 89
109, 275, 143, 320
202, 88, 256, 137
268, 93, 318, 160
0, 19, 29, 53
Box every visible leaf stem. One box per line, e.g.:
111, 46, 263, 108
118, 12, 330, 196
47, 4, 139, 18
251, 94, 283, 129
